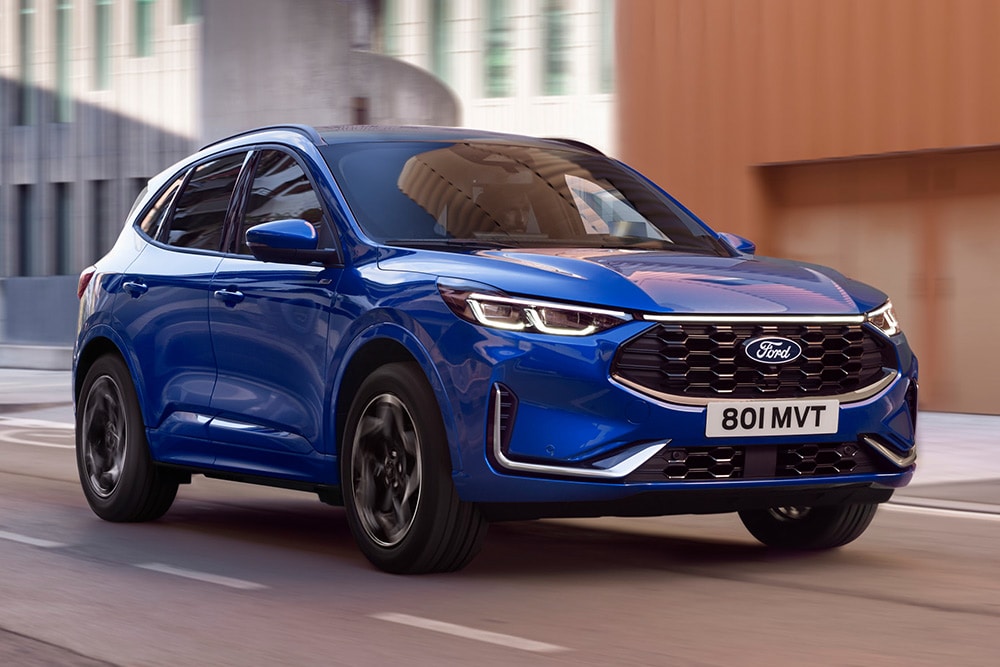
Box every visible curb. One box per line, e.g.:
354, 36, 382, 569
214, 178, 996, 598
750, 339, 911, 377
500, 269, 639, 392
0, 345, 73, 371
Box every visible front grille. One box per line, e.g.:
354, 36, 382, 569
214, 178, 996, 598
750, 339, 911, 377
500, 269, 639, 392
664, 446, 745, 480
777, 442, 883, 477
613, 322, 895, 401
628, 441, 892, 482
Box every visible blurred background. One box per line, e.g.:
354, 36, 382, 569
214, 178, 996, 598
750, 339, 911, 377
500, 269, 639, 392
0, 0, 996, 416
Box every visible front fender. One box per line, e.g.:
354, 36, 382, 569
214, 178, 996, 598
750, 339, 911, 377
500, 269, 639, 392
328, 320, 465, 474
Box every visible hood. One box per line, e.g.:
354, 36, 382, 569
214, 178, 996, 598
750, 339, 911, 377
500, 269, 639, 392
377, 247, 888, 315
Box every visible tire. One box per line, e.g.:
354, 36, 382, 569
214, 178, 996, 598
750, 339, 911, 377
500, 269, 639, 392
738, 503, 879, 550
341, 362, 488, 573
76, 354, 178, 522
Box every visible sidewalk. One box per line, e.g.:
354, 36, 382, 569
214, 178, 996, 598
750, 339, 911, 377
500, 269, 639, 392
0, 344, 72, 371
0, 369, 996, 488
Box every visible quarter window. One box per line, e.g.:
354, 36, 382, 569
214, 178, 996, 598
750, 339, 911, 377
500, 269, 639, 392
237, 150, 331, 255
136, 173, 184, 239
164, 153, 246, 251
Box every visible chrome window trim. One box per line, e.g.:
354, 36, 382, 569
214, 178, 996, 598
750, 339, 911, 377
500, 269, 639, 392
611, 370, 898, 407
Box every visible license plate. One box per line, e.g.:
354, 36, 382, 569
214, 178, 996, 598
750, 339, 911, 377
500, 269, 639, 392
705, 399, 839, 438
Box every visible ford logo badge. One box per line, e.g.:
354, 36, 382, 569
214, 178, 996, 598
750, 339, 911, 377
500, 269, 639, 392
744, 336, 803, 365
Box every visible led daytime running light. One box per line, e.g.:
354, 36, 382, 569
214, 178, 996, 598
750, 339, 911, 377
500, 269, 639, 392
456, 291, 630, 336
866, 301, 901, 337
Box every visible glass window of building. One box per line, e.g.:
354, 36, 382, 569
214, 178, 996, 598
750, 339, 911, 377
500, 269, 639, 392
55, 183, 74, 274
95, 0, 112, 89
430, 0, 449, 83
17, 185, 36, 276
92, 180, 111, 261
542, 0, 570, 96
484, 0, 512, 97
599, 0, 614, 93
176, 0, 199, 23
56, 1, 73, 122
380, 0, 397, 55
17, 0, 36, 125
135, 0, 155, 57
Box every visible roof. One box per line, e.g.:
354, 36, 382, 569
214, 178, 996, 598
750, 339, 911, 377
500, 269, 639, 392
202, 124, 604, 155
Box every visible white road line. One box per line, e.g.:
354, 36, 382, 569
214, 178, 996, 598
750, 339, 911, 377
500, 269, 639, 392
0, 430, 75, 449
136, 563, 268, 590
371, 612, 569, 654
883, 503, 1000, 522
0, 416, 75, 430
0, 530, 67, 549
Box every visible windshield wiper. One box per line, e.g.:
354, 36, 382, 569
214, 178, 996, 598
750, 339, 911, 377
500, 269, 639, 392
385, 238, 520, 250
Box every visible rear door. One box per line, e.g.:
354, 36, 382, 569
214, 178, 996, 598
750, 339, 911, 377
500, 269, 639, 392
116, 151, 249, 465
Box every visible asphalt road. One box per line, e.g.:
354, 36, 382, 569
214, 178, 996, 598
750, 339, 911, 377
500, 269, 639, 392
1, 371, 998, 666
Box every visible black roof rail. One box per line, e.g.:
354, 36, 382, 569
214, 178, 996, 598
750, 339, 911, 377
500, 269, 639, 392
542, 137, 606, 156
199, 124, 325, 151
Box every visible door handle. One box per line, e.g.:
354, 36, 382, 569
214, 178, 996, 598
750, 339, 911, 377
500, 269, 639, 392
122, 280, 148, 298
214, 288, 245, 306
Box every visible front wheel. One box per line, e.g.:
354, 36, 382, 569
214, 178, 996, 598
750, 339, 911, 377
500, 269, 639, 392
76, 354, 178, 522
341, 362, 487, 573
738, 503, 879, 550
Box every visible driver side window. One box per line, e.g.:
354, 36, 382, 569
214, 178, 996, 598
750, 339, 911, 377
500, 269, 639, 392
237, 150, 333, 256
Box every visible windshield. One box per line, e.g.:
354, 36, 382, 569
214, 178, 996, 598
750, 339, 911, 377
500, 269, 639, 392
320, 140, 729, 255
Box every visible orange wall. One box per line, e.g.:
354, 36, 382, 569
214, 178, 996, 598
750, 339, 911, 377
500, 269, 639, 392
617, 0, 1000, 248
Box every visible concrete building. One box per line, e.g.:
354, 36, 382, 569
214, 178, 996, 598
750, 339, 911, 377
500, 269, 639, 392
0, 0, 456, 367
617, 0, 1000, 415
381, 0, 616, 154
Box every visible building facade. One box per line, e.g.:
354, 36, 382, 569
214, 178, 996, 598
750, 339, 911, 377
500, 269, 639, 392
0, 0, 456, 364
617, 0, 1000, 415
381, 0, 616, 154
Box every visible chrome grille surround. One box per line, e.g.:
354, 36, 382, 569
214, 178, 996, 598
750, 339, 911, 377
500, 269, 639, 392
612, 316, 898, 405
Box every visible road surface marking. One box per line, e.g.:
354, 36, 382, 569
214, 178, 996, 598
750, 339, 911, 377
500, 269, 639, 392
371, 612, 568, 653
136, 563, 268, 590
0, 416, 74, 430
883, 503, 1000, 522
0, 530, 67, 548
0, 429, 74, 449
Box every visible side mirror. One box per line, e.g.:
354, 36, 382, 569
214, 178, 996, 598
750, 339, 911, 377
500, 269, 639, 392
245, 219, 338, 266
718, 232, 756, 255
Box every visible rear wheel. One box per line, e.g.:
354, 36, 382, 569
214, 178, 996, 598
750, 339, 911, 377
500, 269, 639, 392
341, 362, 487, 573
76, 355, 178, 522
738, 503, 879, 550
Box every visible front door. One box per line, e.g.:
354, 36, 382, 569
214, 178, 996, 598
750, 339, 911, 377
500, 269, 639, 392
208, 149, 343, 480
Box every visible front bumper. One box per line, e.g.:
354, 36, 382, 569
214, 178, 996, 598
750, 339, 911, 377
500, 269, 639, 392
442, 319, 918, 507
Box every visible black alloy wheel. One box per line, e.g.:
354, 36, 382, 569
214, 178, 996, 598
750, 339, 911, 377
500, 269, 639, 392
341, 362, 487, 573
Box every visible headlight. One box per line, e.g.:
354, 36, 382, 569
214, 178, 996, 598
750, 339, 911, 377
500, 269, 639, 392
439, 285, 631, 336
866, 301, 901, 337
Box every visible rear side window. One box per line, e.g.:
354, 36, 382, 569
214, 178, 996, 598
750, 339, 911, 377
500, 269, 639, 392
163, 152, 247, 251
236, 150, 332, 255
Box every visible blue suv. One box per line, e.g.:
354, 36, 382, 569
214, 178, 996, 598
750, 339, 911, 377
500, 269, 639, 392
74, 125, 918, 573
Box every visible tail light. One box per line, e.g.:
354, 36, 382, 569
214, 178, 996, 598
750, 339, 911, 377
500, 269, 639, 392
77, 266, 96, 298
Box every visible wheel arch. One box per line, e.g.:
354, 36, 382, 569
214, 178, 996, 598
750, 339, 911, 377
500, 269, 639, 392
74, 331, 150, 428
331, 325, 464, 475
75, 336, 124, 401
